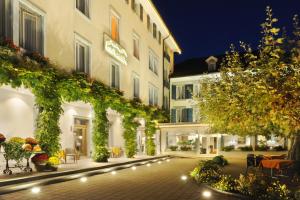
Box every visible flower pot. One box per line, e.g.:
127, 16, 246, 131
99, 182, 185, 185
34, 163, 58, 172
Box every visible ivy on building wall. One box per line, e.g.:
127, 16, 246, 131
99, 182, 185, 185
0, 40, 168, 161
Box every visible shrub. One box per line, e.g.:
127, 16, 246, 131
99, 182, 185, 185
3, 141, 25, 162
47, 156, 60, 166
256, 145, 269, 151
222, 145, 235, 152
239, 145, 253, 151
273, 145, 287, 151
93, 146, 109, 162
212, 155, 228, 166
212, 174, 236, 192
169, 145, 178, 151
190, 160, 222, 184
180, 146, 192, 151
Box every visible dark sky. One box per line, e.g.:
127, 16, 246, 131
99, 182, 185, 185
152, 0, 300, 64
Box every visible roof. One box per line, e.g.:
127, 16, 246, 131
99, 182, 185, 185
171, 55, 225, 78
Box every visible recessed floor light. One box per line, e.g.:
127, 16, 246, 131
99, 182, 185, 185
146, 163, 151, 167
131, 166, 137, 170
202, 191, 212, 198
181, 175, 188, 181
80, 177, 87, 183
31, 187, 41, 194
111, 171, 116, 175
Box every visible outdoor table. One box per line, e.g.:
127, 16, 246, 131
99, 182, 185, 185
260, 159, 294, 178
263, 154, 286, 160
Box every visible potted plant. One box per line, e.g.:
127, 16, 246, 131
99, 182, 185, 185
31, 153, 49, 172
45, 156, 60, 171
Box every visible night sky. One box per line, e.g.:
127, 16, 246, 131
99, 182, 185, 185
152, 0, 300, 64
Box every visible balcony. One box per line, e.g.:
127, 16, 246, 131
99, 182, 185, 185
103, 33, 128, 66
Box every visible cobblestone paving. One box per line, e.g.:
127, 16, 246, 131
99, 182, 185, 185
0, 158, 240, 200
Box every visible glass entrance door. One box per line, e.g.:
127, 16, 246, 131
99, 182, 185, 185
74, 124, 88, 156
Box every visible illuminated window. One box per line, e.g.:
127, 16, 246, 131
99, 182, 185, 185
111, 12, 120, 42
133, 34, 140, 60
19, 7, 43, 54
76, 0, 90, 17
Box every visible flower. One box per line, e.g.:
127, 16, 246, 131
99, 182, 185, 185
9, 137, 25, 144
47, 156, 60, 166
31, 153, 48, 164
0, 133, 6, 143
25, 137, 38, 145
22, 144, 32, 151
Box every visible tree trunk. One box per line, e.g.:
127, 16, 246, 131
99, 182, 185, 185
288, 135, 300, 161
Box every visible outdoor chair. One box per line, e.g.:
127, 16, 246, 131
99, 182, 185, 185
64, 148, 79, 164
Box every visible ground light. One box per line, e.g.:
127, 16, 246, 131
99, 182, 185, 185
31, 187, 41, 194
181, 175, 188, 181
111, 171, 117, 175
131, 166, 137, 170
158, 161, 162, 164
202, 191, 212, 198
166, 159, 170, 162
146, 163, 151, 167
80, 177, 87, 183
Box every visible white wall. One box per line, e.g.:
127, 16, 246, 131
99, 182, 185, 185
59, 102, 92, 155
0, 86, 36, 139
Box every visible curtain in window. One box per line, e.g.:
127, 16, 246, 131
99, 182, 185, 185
20, 9, 42, 53
187, 108, 193, 122
112, 64, 120, 89
111, 15, 119, 42
171, 109, 176, 123
185, 84, 193, 99
133, 38, 139, 59
134, 77, 139, 98
76, 0, 89, 17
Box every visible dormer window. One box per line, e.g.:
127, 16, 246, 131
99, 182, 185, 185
205, 56, 218, 72
208, 62, 216, 72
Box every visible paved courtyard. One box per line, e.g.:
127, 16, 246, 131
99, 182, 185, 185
0, 158, 240, 200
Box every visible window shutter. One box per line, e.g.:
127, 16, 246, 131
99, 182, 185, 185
171, 109, 176, 123
172, 85, 176, 100
187, 108, 193, 122
181, 109, 187, 122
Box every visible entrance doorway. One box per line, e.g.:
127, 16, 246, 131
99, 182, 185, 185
74, 118, 89, 156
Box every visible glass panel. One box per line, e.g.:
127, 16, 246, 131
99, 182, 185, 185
111, 15, 119, 42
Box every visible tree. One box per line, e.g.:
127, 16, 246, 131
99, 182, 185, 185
197, 7, 300, 160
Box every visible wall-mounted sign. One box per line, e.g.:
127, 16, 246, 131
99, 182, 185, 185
104, 33, 128, 65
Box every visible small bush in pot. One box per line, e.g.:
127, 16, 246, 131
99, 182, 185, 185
222, 145, 235, 152
169, 145, 178, 151
93, 146, 109, 162
238, 146, 253, 151
212, 174, 237, 192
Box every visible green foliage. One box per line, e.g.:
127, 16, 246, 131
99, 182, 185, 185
190, 160, 222, 184
222, 145, 235, 152
238, 146, 253, 151
93, 146, 110, 162
169, 145, 178, 151
2, 141, 25, 163
212, 174, 236, 192
197, 7, 300, 141
212, 155, 229, 166
0, 39, 165, 159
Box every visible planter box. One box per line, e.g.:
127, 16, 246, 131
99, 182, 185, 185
34, 164, 58, 172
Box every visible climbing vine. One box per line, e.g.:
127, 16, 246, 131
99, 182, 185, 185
0, 39, 168, 160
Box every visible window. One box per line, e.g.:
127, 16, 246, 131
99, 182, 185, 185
111, 62, 120, 90
158, 31, 162, 45
76, 0, 90, 17
133, 75, 140, 98
19, 7, 43, 54
208, 62, 216, 72
149, 84, 158, 106
149, 50, 158, 75
125, 0, 129, 4
133, 34, 140, 60
153, 23, 157, 39
111, 12, 120, 42
0, 1, 5, 37
147, 15, 150, 31
139, 5, 143, 21
171, 108, 193, 123
75, 35, 91, 75
163, 95, 169, 110
131, 0, 135, 11
171, 109, 176, 123
171, 84, 193, 100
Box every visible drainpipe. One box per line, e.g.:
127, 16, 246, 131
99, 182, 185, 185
162, 35, 170, 112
